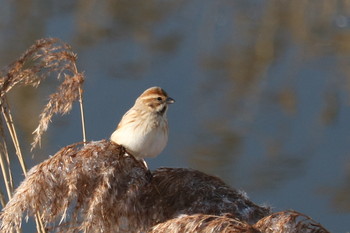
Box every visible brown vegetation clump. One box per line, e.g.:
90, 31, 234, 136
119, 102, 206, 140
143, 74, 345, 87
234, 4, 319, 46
147, 210, 331, 233
254, 210, 331, 233
0, 140, 150, 233
0, 139, 332, 233
144, 168, 271, 225
148, 214, 260, 233
0, 140, 272, 232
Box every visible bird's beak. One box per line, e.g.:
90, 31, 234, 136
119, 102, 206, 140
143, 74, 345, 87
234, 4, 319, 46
166, 97, 175, 104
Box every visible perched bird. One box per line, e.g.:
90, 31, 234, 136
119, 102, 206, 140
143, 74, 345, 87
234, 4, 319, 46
111, 87, 174, 162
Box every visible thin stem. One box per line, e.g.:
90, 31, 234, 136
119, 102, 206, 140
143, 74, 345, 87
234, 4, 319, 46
0, 189, 6, 208
35, 213, 46, 233
0, 100, 14, 200
1, 96, 47, 233
1, 97, 27, 175
78, 86, 87, 144
0, 139, 13, 200
0, 101, 20, 233
72, 62, 87, 144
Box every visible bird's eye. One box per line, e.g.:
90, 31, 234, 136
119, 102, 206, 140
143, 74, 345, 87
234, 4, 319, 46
157, 97, 162, 101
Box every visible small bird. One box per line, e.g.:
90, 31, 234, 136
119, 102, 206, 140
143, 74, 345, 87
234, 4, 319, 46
111, 87, 174, 162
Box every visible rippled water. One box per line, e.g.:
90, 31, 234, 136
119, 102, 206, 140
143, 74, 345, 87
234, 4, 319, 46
0, 0, 349, 232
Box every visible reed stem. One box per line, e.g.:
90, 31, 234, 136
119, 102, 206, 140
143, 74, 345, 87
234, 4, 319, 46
35, 212, 46, 233
1, 97, 27, 175
1, 96, 47, 233
0, 99, 14, 200
0, 189, 6, 208
72, 63, 87, 144
78, 86, 87, 144
0, 139, 13, 200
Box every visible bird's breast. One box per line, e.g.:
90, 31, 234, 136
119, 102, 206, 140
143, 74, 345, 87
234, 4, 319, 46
110, 114, 168, 159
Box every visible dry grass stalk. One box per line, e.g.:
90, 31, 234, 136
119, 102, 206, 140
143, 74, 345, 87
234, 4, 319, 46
0, 38, 85, 150
0, 189, 6, 208
0, 141, 13, 202
1, 97, 45, 233
0, 142, 13, 201
77, 85, 86, 144
71, 61, 87, 144
0, 113, 14, 201
254, 210, 331, 233
148, 214, 260, 233
1, 96, 27, 174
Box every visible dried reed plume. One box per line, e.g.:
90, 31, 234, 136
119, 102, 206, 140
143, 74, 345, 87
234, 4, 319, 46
145, 168, 271, 225
148, 214, 259, 233
0, 140, 150, 233
0, 140, 273, 232
0, 38, 85, 233
0, 38, 85, 150
148, 210, 331, 233
254, 210, 331, 233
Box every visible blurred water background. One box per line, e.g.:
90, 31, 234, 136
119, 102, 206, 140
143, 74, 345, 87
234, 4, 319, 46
0, 0, 350, 232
